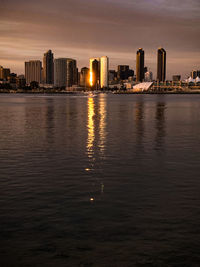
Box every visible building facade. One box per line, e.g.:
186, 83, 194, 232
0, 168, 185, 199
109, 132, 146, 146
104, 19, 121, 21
136, 48, 145, 82
80, 67, 90, 87
157, 48, 166, 82
0, 66, 11, 80
66, 58, 77, 87
54, 58, 67, 88
25, 60, 42, 85
100, 56, 109, 88
43, 50, 54, 84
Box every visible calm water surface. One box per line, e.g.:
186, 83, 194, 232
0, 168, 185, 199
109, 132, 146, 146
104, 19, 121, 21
0, 94, 200, 267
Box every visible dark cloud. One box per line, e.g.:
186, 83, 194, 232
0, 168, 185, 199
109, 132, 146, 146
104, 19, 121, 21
0, 0, 199, 78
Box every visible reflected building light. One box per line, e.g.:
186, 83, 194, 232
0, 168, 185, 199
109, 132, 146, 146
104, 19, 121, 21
99, 94, 107, 155
87, 97, 95, 159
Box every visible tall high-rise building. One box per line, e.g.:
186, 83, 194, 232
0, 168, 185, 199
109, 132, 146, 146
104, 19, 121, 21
54, 58, 67, 88
136, 48, 144, 82
100, 56, 109, 88
90, 58, 100, 88
43, 50, 54, 84
157, 48, 166, 82
66, 58, 77, 87
25, 60, 42, 85
80, 67, 90, 87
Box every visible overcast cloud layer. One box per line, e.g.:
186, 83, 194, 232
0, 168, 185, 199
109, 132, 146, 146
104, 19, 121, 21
0, 0, 199, 78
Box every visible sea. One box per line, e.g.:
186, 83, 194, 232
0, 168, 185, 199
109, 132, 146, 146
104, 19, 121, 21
0, 93, 200, 267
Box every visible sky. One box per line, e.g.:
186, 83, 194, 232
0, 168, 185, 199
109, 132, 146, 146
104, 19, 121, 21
0, 0, 200, 79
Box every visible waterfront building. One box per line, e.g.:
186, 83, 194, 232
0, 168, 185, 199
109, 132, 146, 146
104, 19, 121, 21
136, 48, 145, 82
100, 56, 109, 88
90, 58, 100, 88
109, 70, 117, 82
157, 48, 166, 82
0, 66, 11, 80
191, 70, 200, 79
16, 75, 26, 88
43, 50, 54, 84
117, 65, 129, 80
25, 60, 42, 85
54, 58, 67, 88
173, 75, 181, 82
80, 67, 90, 87
66, 58, 77, 87
145, 71, 153, 82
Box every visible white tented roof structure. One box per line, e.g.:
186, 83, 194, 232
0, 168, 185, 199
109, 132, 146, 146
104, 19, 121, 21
195, 77, 200, 83
185, 77, 195, 83
132, 82, 153, 91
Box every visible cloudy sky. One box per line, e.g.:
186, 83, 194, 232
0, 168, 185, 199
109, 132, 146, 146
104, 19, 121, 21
0, 0, 199, 79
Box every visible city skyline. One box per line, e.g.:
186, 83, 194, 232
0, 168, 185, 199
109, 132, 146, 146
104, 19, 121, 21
0, 0, 199, 79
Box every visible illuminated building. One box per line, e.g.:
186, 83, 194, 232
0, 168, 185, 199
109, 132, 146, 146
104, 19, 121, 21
90, 58, 100, 88
89, 56, 109, 88
136, 48, 145, 82
25, 60, 42, 85
43, 50, 54, 84
80, 67, 90, 87
157, 48, 166, 82
100, 56, 109, 88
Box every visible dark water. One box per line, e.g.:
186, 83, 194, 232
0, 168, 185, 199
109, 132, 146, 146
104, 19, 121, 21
0, 94, 200, 267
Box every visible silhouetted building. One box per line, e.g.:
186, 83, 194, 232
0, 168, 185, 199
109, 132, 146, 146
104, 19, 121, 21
109, 70, 117, 81
117, 65, 129, 80
172, 75, 181, 81
80, 67, 90, 87
43, 50, 54, 84
66, 58, 77, 87
16, 75, 26, 88
25, 60, 42, 85
136, 48, 144, 82
8, 73, 17, 84
191, 70, 200, 79
0, 66, 10, 80
157, 48, 166, 82
54, 58, 67, 88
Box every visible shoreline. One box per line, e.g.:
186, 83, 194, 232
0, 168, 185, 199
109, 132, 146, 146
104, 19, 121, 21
1, 90, 200, 95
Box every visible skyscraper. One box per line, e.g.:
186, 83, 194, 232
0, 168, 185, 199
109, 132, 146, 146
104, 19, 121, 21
90, 58, 100, 88
136, 48, 144, 82
25, 60, 42, 85
43, 50, 54, 84
66, 58, 77, 87
80, 67, 90, 87
54, 58, 67, 88
157, 48, 166, 82
100, 56, 109, 88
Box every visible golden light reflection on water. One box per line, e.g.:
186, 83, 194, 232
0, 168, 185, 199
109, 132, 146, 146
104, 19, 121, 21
87, 97, 95, 159
99, 94, 107, 155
